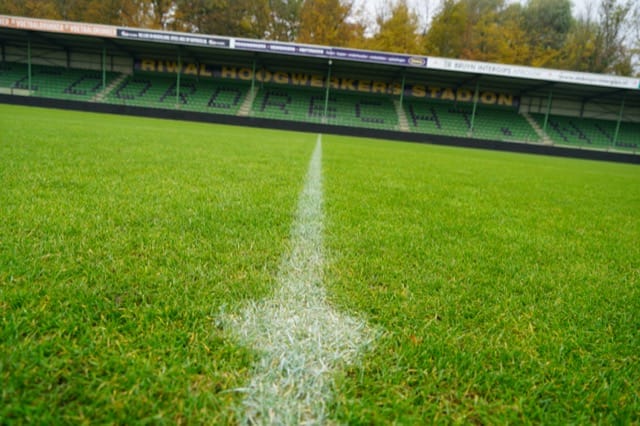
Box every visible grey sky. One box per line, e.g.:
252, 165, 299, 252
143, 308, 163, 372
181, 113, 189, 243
354, 0, 597, 34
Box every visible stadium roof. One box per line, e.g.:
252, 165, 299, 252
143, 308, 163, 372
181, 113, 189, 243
1, 14, 639, 110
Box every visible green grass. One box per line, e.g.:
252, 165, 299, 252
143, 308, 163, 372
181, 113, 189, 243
323, 137, 640, 423
1, 104, 639, 424
0, 105, 313, 423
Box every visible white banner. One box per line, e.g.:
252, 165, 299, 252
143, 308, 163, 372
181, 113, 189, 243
427, 57, 640, 90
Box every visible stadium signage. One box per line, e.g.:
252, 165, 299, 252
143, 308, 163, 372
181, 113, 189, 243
117, 29, 229, 48
428, 57, 640, 90
137, 58, 518, 106
0, 15, 116, 37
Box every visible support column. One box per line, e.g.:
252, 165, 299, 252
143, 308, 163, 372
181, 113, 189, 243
469, 80, 480, 135
612, 94, 625, 148
27, 38, 32, 93
399, 71, 406, 108
102, 46, 107, 90
543, 90, 553, 134
176, 49, 182, 107
323, 60, 332, 122
251, 59, 256, 97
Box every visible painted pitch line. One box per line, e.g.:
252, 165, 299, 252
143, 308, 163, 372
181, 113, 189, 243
229, 135, 376, 425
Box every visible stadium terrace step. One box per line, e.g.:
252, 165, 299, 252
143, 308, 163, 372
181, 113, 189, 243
92, 73, 128, 102
238, 87, 257, 116
394, 99, 410, 132
522, 112, 551, 144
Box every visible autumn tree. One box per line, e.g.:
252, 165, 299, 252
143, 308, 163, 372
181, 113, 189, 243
424, 0, 467, 57
297, 0, 361, 46
368, 0, 420, 54
266, 0, 304, 41
522, 0, 573, 67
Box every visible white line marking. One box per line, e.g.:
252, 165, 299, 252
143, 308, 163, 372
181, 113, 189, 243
229, 134, 376, 425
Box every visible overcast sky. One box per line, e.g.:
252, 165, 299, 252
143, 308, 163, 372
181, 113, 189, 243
354, 0, 597, 34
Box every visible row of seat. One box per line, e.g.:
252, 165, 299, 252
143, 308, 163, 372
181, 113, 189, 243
531, 114, 639, 150
0, 61, 637, 150
250, 85, 399, 130
0, 62, 119, 100
405, 101, 541, 142
105, 73, 248, 115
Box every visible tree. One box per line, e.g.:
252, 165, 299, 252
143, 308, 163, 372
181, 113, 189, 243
557, 15, 600, 72
174, 0, 270, 38
424, 0, 467, 57
592, 0, 633, 74
296, 0, 361, 46
523, 0, 573, 67
265, 0, 304, 41
368, 0, 421, 54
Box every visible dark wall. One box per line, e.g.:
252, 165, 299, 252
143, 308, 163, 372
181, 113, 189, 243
1, 94, 638, 165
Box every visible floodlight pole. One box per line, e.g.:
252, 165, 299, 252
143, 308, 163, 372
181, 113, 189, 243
542, 90, 553, 134
176, 49, 182, 107
612, 94, 625, 148
469, 80, 480, 136
27, 38, 32, 93
323, 60, 332, 122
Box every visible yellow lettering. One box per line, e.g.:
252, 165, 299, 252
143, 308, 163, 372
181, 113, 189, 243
274, 71, 289, 84
310, 74, 324, 88
428, 86, 441, 99
456, 88, 472, 102
238, 68, 253, 81
221, 66, 237, 79
441, 88, 455, 101
291, 73, 309, 86
255, 69, 272, 82
412, 85, 426, 97
372, 81, 387, 94
498, 93, 513, 106
340, 79, 356, 91
199, 64, 212, 77
481, 91, 497, 104
184, 63, 198, 76
357, 80, 371, 93
330, 76, 340, 89
141, 59, 156, 72
389, 82, 402, 95
165, 61, 180, 73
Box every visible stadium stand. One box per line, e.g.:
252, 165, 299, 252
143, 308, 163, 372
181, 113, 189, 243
0, 61, 118, 100
250, 85, 399, 130
531, 114, 639, 151
106, 72, 248, 115
405, 99, 541, 142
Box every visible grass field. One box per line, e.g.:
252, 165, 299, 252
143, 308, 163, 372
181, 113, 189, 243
1, 104, 639, 424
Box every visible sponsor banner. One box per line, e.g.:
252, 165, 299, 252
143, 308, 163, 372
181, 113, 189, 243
135, 58, 518, 107
0, 15, 116, 37
326, 48, 427, 67
428, 57, 640, 90
117, 29, 229, 48
223, 38, 430, 68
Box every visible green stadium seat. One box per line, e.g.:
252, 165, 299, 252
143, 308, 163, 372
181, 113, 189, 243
405, 99, 540, 143
532, 114, 639, 151
250, 85, 399, 130
0, 62, 119, 100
